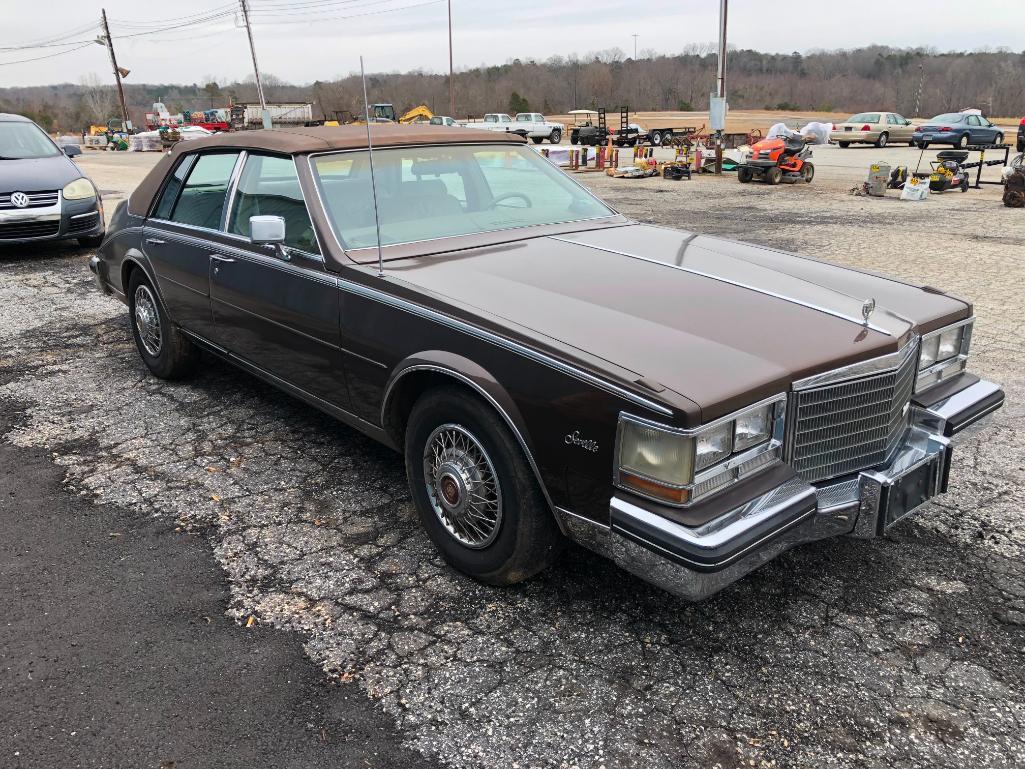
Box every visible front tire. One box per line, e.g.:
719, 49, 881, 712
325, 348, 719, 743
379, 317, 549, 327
994, 133, 1004, 146
737, 166, 753, 183
77, 234, 104, 248
838, 141, 850, 148
801, 162, 815, 183
405, 387, 563, 586
127, 270, 198, 380
549, 129, 562, 144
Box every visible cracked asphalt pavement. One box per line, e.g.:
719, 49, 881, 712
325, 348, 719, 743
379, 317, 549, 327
2, 149, 1024, 768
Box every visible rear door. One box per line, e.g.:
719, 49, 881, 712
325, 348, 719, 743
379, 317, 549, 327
208, 152, 348, 408
144, 151, 241, 336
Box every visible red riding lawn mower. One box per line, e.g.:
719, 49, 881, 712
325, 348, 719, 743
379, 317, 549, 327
737, 135, 814, 184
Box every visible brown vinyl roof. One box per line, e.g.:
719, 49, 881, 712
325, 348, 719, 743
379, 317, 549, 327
128, 124, 525, 216
172, 123, 526, 155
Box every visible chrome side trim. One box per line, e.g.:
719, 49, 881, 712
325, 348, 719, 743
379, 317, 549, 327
549, 235, 893, 335
338, 274, 674, 417
791, 337, 919, 390
380, 363, 558, 518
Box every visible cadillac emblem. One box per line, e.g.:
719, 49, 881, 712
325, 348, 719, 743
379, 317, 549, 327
861, 298, 876, 325
10, 192, 30, 209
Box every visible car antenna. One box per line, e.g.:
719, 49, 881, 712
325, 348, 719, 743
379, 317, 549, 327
360, 56, 385, 278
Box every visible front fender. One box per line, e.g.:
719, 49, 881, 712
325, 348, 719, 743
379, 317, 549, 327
381, 350, 562, 524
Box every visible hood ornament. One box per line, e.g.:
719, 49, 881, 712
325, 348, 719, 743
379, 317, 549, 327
861, 298, 876, 326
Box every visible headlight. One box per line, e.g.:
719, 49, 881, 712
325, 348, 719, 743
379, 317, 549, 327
916, 319, 972, 391
615, 396, 784, 506
62, 178, 95, 200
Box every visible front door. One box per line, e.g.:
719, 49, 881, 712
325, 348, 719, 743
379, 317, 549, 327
207, 153, 349, 409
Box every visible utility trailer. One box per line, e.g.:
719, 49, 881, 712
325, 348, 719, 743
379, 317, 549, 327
570, 107, 697, 147
229, 102, 319, 130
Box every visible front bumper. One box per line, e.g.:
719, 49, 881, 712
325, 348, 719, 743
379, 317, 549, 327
561, 377, 1004, 601
0, 193, 103, 245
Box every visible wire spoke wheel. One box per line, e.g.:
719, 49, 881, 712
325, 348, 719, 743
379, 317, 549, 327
422, 423, 502, 549
133, 284, 162, 357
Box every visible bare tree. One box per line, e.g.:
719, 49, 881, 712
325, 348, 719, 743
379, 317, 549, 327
79, 73, 116, 125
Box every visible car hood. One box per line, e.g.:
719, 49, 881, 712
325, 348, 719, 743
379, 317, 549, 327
0, 154, 82, 193
386, 224, 970, 422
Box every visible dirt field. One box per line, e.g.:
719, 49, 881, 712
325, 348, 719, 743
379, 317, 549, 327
2, 147, 1024, 769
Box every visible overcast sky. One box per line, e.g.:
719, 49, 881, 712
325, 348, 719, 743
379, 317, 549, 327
1, 0, 1023, 88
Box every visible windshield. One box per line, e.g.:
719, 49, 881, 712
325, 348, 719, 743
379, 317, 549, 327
848, 113, 880, 124
0, 120, 61, 159
930, 113, 965, 124
311, 144, 615, 251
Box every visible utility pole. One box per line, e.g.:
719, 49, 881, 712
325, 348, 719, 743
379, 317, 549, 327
447, 0, 455, 117
913, 63, 925, 118
632, 34, 638, 60
239, 0, 271, 129
713, 0, 728, 174
100, 10, 131, 130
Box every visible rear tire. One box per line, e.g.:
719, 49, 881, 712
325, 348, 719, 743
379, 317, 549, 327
531, 136, 544, 144
765, 166, 783, 185
838, 141, 850, 148
650, 130, 662, 146
404, 386, 563, 586
127, 270, 199, 380
876, 132, 889, 148
957, 133, 969, 149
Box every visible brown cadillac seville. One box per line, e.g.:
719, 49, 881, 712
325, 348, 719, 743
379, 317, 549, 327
90, 125, 1004, 600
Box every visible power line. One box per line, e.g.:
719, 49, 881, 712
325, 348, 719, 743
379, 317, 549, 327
0, 41, 95, 67
247, 0, 446, 24
0, 21, 99, 51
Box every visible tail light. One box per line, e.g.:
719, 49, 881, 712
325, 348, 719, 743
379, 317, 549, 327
939, 126, 952, 132
860, 124, 872, 131
1019, 117, 1025, 126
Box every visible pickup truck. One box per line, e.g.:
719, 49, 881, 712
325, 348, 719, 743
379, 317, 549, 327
460, 113, 564, 144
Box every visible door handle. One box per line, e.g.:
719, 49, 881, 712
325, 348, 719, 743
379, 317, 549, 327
145, 237, 166, 245
210, 255, 235, 263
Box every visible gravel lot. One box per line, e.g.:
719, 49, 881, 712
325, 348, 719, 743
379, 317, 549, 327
2, 146, 1024, 768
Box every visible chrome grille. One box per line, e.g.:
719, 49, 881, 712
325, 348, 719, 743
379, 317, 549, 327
0, 191, 59, 209
790, 344, 917, 482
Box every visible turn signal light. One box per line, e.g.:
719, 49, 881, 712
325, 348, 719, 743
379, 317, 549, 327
619, 471, 691, 505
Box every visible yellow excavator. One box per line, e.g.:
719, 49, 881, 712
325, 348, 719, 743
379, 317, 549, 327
339, 103, 434, 125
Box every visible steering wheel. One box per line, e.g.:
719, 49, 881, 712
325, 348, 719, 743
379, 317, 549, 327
490, 192, 532, 209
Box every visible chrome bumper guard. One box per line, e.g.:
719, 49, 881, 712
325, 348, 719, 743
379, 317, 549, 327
562, 378, 1003, 601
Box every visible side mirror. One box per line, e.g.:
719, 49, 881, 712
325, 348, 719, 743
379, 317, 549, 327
250, 214, 285, 245
62, 144, 82, 157
249, 215, 289, 259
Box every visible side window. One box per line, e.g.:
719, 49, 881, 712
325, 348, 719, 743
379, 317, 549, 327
886, 114, 897, 125
152, 155, 195, 220
169, 152, 240, 230
227, 154, 319, 254
892, 114, 906, 124
967, 115, 980, 126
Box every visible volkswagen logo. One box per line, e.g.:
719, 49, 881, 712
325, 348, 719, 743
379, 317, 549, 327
10, 192, 30, 209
